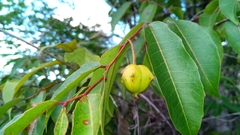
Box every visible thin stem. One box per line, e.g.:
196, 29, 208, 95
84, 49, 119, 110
61, 75, 105, 107
25, 82, 61, 100
139, 94, 176, 135
128, 39, 136, 64
59, 24, 145, 107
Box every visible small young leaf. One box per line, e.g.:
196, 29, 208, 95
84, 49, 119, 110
54, 108, 68, 135
2, 80, 18, 104
199, 0, 219, 28
31, 114, 45, 135
139, 3, 157, 22
40, 40, 77, 52
219, 0, 239, 25
2, 80, 19, 117
0, 98, 23, 118
3, 100, 57, 135
55, 39, 78, 51
223, 21, 240, 54
111, 2, 132, 30
64, 47, 100, 67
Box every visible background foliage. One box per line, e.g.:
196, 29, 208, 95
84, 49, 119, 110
0, 0, 240, 135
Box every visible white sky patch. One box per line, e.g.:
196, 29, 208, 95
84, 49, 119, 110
53, 0, 112, 33
0, 0, 130, 77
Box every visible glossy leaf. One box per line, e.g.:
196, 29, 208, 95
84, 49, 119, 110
88, 23, 144, 133
64, 47, 100, 67
46, 62, 100, 125
31, 114, 45, 135
168, 20, 222, 97
40, 40, 77, 52
0, 114, 22, 134
0, 98, 23, 118
145, 21, 205, 135
139, 3, 157, 22
51, 62, 100, 101
3, 100, 57, 135
219, 0, 239, 25
223, 21, 240, 54
222, 97, 240, 113
199, 0, 219, 28
51, 87, 76, 122
170, 7, 184, 19
72, 94, 101, 135
2, 80, 19, 117
10, 57, 27, 76
111, 2, 132, 30
54, 108, 68, 135
2, 80, 18, 104
15, 60, 61, 94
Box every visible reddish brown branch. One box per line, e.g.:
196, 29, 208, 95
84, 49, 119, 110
59, 24, 145, 107
25, 81, 61, 100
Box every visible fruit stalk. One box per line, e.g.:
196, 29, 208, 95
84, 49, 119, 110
128, 39, 136, 64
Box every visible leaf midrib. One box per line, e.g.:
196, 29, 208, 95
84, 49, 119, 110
148, 25, 191, 133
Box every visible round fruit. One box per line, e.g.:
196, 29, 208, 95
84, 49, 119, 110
121, 64, 154, 97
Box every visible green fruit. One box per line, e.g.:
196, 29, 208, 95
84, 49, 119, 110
121, 64, 154, 97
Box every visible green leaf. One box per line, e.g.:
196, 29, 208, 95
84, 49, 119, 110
72, 94, 101, 135
31, 91, 45, 104
15, 60, 61, 94
2, 80, 19, 118
170, 7, 184, 19
55, 40, 78, 51
88, 22, 144, 134
139, 3, 157, 22
0, 114, 22, 134
168, 20, 222, 97
2, 80, 18, 103
219, 0, 239, 25
40, 40, 77, 52
223, 21, 240, 54
0, 98, 23, 118
145, 21, 205, 135
46, 62, 100, 125
31, 115, 45, 135
64, 47, 100, 67
139, 1, 148, 14
3, 100, 57, 135
111, 2, 132, 30
222, 97, 240, 113
199, 0, 219, 28
54, 108, 68, 135
199, 13, 219, 29
10, 57, 27, 76
51, 62, 100, 101
51, 87, 77, 122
